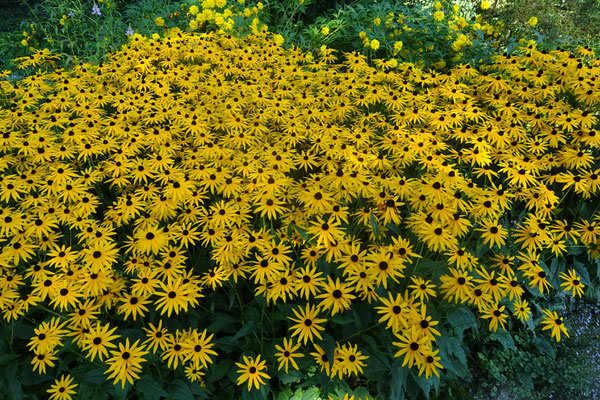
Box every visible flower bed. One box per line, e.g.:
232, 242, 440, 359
0, 30, 599, 399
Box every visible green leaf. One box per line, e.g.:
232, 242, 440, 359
370, 211, 380, 239
572, 260, 592, 285
437, 334, 468, 379
242, 383, 269, 400
447, 307, 477, 342
412, 370, 437, 399
390, 358, 409, 399
330, 314, 353, 325
320, 334, 337, 368
533, 337, 555, 358
517, 371, 534, 392
291, 223, 313, 244
80, 368, 107, 385
208, 358, 233, 382
278, 368, 302, 384
233, 320, 255, 340
136, 374, 168, 400
299, 387, 320, 400
168, 380, 194, 400
489, 331, 516, 350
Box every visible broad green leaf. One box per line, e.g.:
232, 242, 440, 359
390, 358, 409, 399
489, 331, 516, 350
292, 223, 313, 244
81, 368, 107, 385
437, 334, 468, 379
447, 307, 477, 342
168, 379, 194, 400
233, 320, 255, 340
572, 260, 592, 286
300, 387, 320, 400
533, 337, 555, 358
370, 211, 380, 239
136, 374, 168, 400
208, 358, 233, 382
278, 368, 302, 384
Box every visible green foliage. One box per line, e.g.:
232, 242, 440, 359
437, 298, 600, 400
486, 0, 600, 49
20, 0, 130, 64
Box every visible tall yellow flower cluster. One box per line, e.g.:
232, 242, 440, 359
0, 31, 599, 395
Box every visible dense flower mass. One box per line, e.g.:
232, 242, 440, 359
0, 29, 599, 396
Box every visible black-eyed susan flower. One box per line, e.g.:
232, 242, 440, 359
155, 279, 191, 317
104, 338, 149, 388
559, 268, 585, 297
338, 343, 368, 377
274, 337, 303, 373
375, 292, 411, 332
541, 309, 569, 342
393, 328, 430, 368
142, 320, 170, 354
418, 349, 443, 378
512, 298, 531, 322
31, 349, 58, 374
161, 335, 186, 370
82, 322, 120, 362
289, 303, 327, 344
47, 374, 77, 400
480, 303, 508, 332
439, 268, 473, 303
235, 354, 270, 391
316, 276, 356, 316
28, 317, 68, 354
407, 276, 437, 302
294, 266, 324, 299
182, 329, 218, 369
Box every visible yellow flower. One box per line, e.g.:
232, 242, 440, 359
21, 39, 28, 46
434, 1, 442, 10
528, 16, 538, 27
370, 39, 380, 51
154, 17, 165, 27
358, 31, 367, 39
274, 34, 284, 46
433, 11, 445, 22
541, 310, 569, 342
433, 60, 446, 69
189, 5, 199, 15
321, 27, 330, 35
47, 374, 77, 400
393, 40, 403, 54
235, 355, 270, 391
373, 17, 381, 26
481, 1, 490, 10
257, 1, 263, 9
